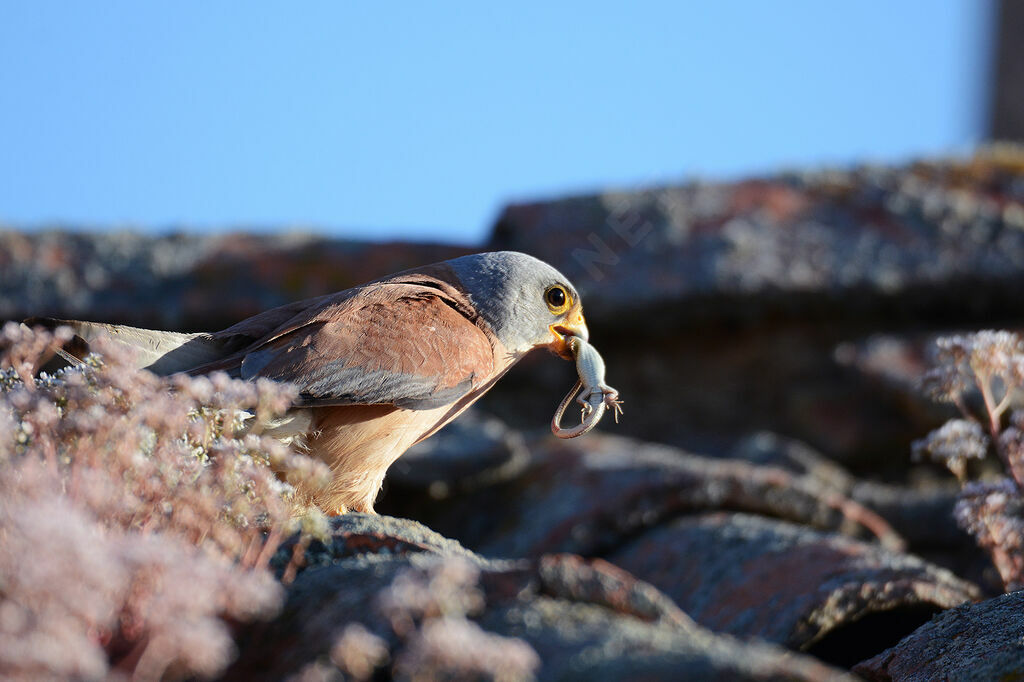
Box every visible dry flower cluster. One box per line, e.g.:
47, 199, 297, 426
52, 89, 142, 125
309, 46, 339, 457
305, 557, 540, 682
0, 322, 331, 681
915, 330, 1024, 590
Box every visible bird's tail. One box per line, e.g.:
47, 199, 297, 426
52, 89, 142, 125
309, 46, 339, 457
22, 317, 229, 376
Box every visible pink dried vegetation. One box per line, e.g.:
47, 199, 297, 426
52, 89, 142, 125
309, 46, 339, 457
393, 617, 541, 682
0, 323, 331, 681
915, 330, 1024, 590
330, 623, 390, 681
332, 557, 540, 682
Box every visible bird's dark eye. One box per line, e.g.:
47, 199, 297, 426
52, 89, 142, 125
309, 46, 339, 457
545, 285, 570, 313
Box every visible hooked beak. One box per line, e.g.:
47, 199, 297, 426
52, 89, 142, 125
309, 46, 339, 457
549, 309, 589, 361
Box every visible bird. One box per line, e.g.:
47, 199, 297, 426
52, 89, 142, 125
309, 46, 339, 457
30, 251, 588, 514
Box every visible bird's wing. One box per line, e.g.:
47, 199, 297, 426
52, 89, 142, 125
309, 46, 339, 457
208, 284, 496, 410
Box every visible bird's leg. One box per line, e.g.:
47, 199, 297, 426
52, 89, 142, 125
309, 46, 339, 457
551, 337, 623, 438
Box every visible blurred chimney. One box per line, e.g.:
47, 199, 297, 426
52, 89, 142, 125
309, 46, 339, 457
992, 0, 1024, 140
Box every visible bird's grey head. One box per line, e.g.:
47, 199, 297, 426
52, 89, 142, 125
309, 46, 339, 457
447, 251, 588, 357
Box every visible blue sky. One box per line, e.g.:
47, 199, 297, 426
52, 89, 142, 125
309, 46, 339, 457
0, 2, 994, 244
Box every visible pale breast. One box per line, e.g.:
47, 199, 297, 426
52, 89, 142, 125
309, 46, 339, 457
305, 403, 454, 513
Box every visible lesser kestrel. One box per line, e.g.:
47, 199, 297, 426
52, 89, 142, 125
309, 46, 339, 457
33, 251, 589, 513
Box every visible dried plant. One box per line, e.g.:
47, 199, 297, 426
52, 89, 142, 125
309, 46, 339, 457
0, 322, 331, 681
392, 616, 541, 682
330, 623, 390, 680
329, 557, 540, 682
915, 330, 1024, 590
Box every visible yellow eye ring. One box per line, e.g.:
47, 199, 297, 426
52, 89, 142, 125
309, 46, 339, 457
544, 285, 572, 314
